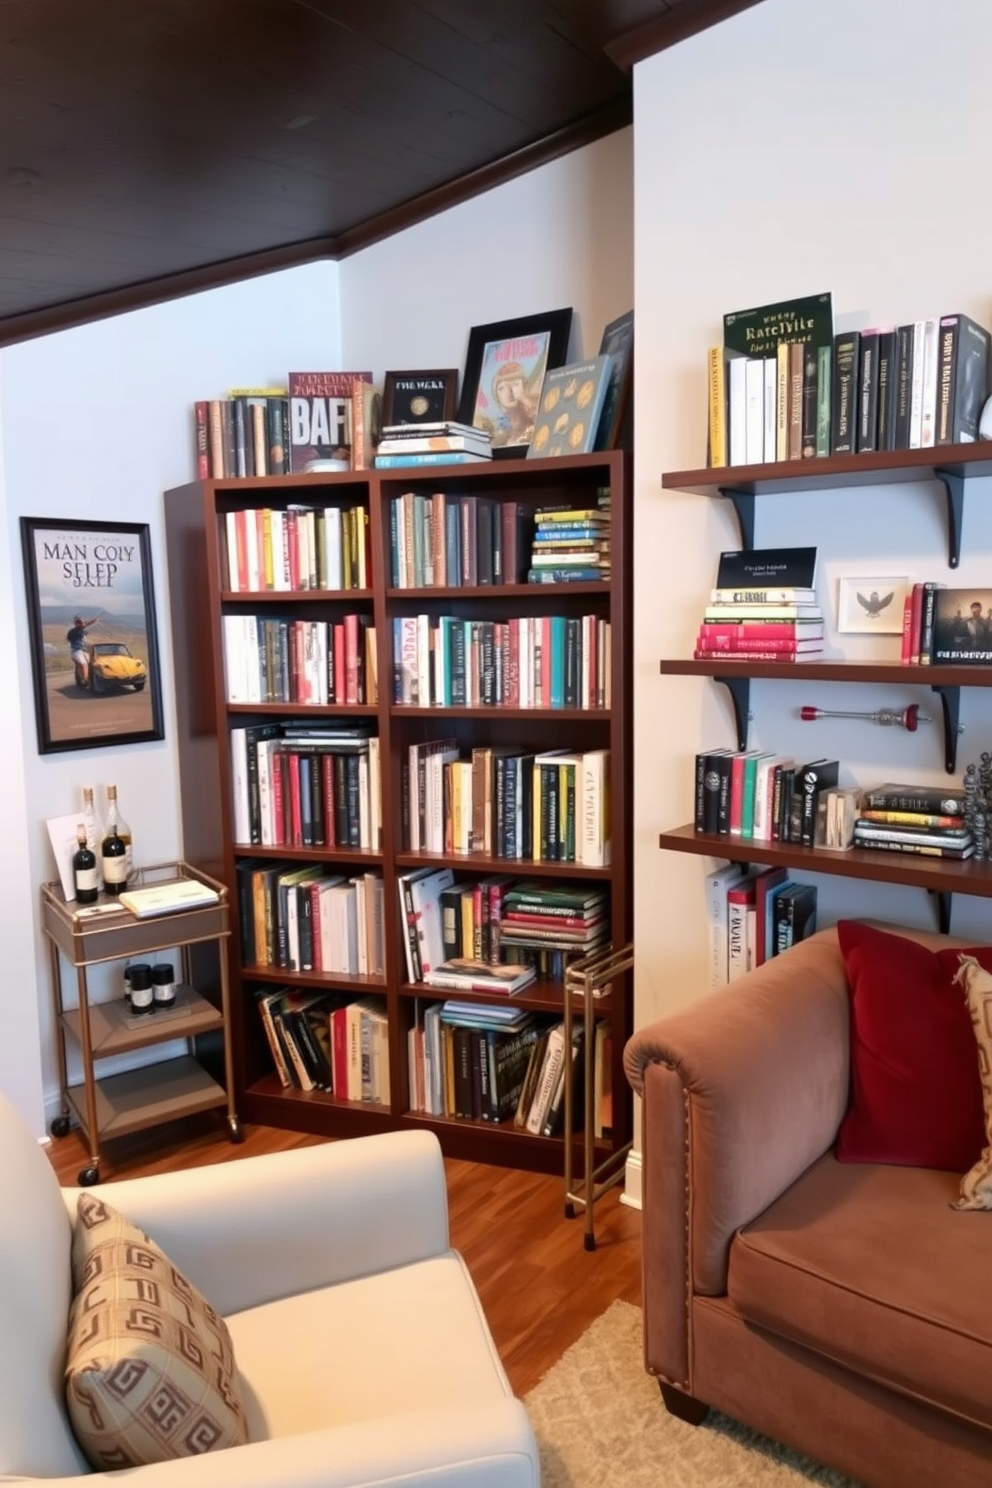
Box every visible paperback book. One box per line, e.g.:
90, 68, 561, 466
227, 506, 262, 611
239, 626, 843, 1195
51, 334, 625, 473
527, 356, 612, 459
288, 370, 372, 472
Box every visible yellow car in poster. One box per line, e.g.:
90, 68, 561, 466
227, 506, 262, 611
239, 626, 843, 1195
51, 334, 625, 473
77, 641, 147, 694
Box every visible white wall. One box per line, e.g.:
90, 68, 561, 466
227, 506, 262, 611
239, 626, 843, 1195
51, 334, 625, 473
1, 261, 341, 1134
340, 128, 632, 376
633, 0, 992, 1036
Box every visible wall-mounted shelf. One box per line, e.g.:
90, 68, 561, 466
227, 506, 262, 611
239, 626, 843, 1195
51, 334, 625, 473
658, 658, 992, 774
661, 442, 992, 568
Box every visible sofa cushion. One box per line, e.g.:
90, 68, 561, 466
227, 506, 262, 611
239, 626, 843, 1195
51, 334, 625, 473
65, 1194, 248, 1469
728, 1154, 992, 1431
835, 920, 988, 1170
944, 955, 992, 1210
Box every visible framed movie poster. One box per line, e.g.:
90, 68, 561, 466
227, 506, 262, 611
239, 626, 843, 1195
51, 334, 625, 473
20, 518, 165, 754
458, 308, 572, 456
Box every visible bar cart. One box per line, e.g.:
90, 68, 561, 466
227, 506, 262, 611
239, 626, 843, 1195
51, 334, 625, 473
42, 860, 239, 1185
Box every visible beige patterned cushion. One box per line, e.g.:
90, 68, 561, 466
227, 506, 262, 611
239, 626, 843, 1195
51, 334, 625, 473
65, 1194, 248, 1469
952, 956, 992, 1211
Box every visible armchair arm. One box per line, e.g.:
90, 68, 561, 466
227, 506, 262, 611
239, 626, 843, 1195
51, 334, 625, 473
624, 928, 850, 1384
10, 1400, 539, 1488
61, 1130, 449, 1316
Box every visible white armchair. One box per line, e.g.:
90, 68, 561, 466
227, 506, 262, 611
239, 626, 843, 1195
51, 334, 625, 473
0, 1090, 540, 1486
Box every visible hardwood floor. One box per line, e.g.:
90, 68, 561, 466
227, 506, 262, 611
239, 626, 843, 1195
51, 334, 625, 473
45, 1113, 643, 1396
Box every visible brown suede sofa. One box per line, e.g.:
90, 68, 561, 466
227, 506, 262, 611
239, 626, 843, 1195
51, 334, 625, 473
624, 925, 992, 1488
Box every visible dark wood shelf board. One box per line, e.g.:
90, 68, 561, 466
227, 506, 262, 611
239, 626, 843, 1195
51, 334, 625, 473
233, 844, 383, 865
240, 966, 388, 990
395, 850, 611, 878
662, 442, 992, 497
227, 703, 378, 716
399, 979, 612, 1015
658, 824, 992, 896
221, 589, 373, 603
391, 706, 609, 720
387, 583, 611, 600
659, 658, 992, 686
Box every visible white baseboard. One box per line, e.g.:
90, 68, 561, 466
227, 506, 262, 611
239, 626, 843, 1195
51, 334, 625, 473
620, 1147, 642, 1209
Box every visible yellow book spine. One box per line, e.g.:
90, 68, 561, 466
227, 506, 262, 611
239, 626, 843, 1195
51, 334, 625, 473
262, 509, 274, 589
707, 346, 727, 467
776, 342, 790, 461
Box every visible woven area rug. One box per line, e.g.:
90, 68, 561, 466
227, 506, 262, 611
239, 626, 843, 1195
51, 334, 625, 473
524, 1300, 862, 1487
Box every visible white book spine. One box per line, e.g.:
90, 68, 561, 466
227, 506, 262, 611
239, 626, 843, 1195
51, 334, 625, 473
225, 511, 240, 590
909, 318, 927, 448
762, 357, 777, 462
705, 864, 743, 987
369, 736, 381, 850
919, 317, 939, 448
244, 507, 261, 592
728, 356, 748, 465
358, 752, 370, 851
526, 1024, 566, 1134
726, 895, 751, 980
325, 506, 343, 590
230, 727, 250, 844
244, 614, 262, 704
222, 615, 245, 702
744, 357, 765, 465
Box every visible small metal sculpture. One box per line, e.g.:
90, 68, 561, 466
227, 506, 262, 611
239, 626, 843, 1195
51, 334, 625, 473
799, 704, 931, 732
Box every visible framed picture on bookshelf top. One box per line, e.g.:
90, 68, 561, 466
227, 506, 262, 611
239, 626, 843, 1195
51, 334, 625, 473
20, 517, 165, 754
836, 574, 911, 634
458, 308, 573, 457
381, 369, 459, 427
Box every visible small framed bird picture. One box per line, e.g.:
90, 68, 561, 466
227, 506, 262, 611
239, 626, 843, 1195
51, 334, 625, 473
836, 574, 911, 635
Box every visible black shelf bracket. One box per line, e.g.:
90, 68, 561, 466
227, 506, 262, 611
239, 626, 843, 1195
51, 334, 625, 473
718, 488, 755, 551
928, 889, 952, 935
716, 675, 751, 751
929, 684, 962, 774
933, 469, 964, 569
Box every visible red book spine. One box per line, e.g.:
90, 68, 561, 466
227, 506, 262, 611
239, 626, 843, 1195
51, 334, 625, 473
698, 622, 820, 640
331, 1006, 348, 1097
285, 511, 300, 590
697, 635, 820, 654
234, 510, 249, 591
270, 752, 287, 847
729, 752, 746, 837
322, 753, 337, 847
308, 882, 323, 972
693, 649, 811, 663
539, 617, 552, 708
333, 623, 346, 704
900, 590, 915, 664
345, 613, 359, 704
908, 582, 924, 664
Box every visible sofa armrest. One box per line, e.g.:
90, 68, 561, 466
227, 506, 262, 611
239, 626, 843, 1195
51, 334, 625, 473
625, 929, 850, 1323
12, 1401, 539, 1488
61, 1130, 449, 1316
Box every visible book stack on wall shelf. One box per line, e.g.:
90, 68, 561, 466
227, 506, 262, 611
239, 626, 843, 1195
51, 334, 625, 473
164, 450, 631, 1174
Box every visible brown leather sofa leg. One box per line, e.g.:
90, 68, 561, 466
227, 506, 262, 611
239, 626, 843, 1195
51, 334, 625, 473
660, 1383, 710, 1425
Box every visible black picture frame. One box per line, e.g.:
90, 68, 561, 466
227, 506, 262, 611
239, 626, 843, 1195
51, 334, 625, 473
20, 518, 165, 755
457, 308, 573, 457
595, 310, 634, 450
382, 369, 459, 427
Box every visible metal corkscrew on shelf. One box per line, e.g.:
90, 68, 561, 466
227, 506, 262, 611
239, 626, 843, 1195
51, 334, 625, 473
799, 704, 931, 731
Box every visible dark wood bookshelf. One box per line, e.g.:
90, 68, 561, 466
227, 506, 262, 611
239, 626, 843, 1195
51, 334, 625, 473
399, 979, 613, 1016
662, 442, 992, 567
164, 450, 632, 1177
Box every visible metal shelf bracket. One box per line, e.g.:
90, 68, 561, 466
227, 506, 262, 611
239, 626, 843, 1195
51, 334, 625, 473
929, 684, 962, 774
717, 487, 755, 551
928, 889, 952, 935
715, 675, 751, 751
933, 469, 964, 569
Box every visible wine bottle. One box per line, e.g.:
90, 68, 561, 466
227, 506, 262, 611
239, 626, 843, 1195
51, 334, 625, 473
72, 824, 99, 905
104, 785, 133, 883
100, 809, 128, 897
81, 785, 103, 889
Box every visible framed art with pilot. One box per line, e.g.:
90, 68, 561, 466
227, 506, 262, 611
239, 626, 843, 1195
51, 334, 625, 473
458, 308, 572, 456
20, 517, 165, 755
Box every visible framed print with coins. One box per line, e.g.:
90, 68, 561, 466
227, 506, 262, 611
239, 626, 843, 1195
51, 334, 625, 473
457, 308, 573, 457
381, 369, 458, 427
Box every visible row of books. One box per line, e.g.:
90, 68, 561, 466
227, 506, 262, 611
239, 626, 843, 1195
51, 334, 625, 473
696, 748, 841, 846
236, 864, 385, 974
196, 372, 381, 480
408, 1003, 612, 1137
230, 723, 381, 850
391, 613, 612, 709
221, 503, 371, 593
398, 869, 608, 987
375, 421, 492, 469
901, 582, 992, 666
389, 490, 533, 587
403, 741, 611, 866
705, 863, 818, 986
223, 613, 377, 706
708, 292, 990, 469
256, 989, 390, 1100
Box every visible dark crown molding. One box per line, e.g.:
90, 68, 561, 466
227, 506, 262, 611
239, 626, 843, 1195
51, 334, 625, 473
606, 0, 765, 71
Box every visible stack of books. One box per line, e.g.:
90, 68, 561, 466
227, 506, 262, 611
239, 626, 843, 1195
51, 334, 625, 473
854, 781, 973, 859
374, 421, 492, 468
498, 881, 609, 980
696, 546, 823, 663
527, 490, 611, 584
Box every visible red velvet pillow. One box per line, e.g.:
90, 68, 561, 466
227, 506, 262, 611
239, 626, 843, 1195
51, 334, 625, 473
835, 921, 988, 1171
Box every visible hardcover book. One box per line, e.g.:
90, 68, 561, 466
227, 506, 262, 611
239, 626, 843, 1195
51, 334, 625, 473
715, 547, 818, 590
595, 310, 634, 450
929, 586, 992, 663
527, 356, 612, 459
723, 292, 833, 357
288, 371, 372, 472
935, 313, 991, 444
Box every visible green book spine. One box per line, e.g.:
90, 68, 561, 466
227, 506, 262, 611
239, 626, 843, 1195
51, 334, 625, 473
741, 755, 759, 839
816, 345, 832, 456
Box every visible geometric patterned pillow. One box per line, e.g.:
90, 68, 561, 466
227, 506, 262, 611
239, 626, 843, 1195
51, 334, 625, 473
65, 1194, 248, 1469
951, 956, 992, 1211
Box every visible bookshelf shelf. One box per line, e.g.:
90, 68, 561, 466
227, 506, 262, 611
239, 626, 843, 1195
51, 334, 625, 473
661, 442, 992, 568
399, 979, 613, 1015
165, 450, 632, 1176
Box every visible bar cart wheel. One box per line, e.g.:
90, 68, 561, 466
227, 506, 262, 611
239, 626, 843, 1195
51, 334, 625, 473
78, 1165, 100, 1186
50, 1114, 71, 1139
228, 1115, 244, 1143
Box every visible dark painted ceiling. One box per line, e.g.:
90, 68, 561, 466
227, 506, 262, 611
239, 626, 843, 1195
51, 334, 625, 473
0, 0, 758, 344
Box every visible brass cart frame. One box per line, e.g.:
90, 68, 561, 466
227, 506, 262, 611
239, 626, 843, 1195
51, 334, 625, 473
42, 860, 239, 1186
